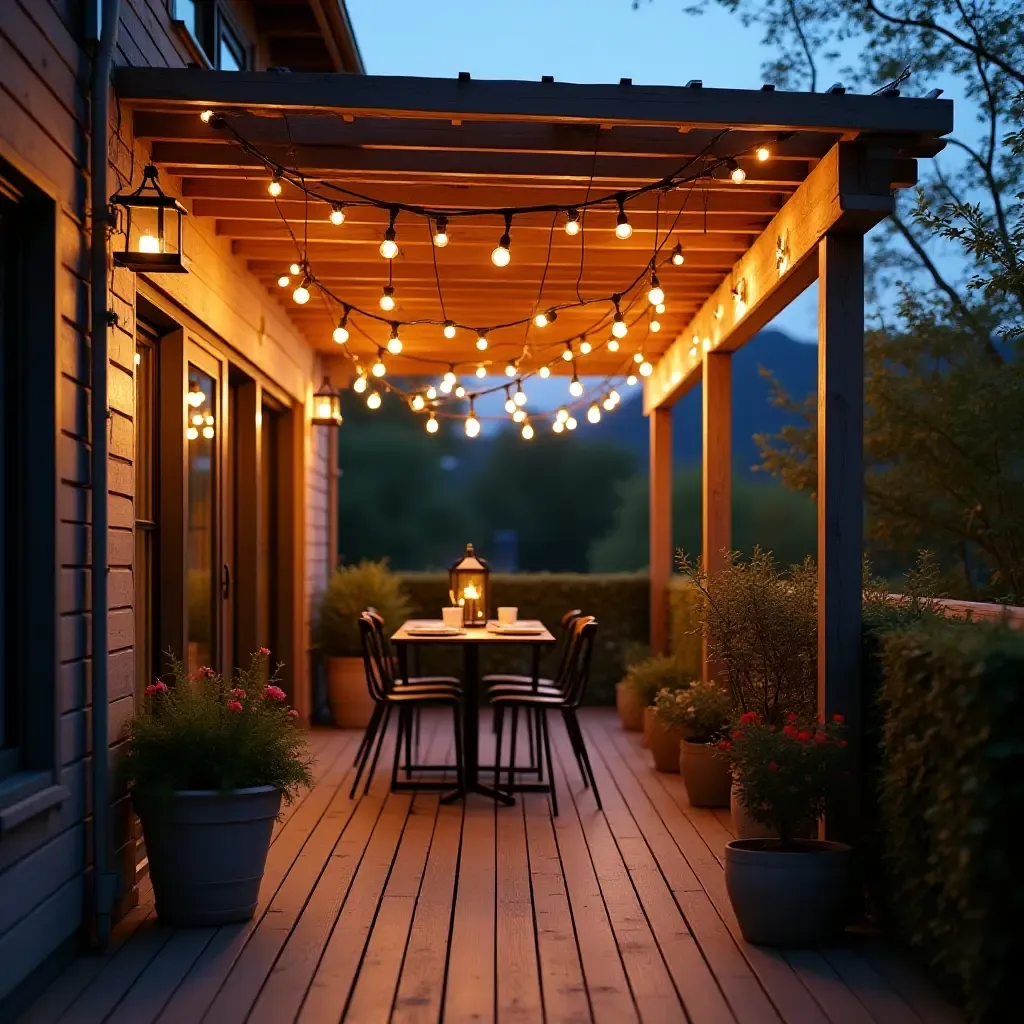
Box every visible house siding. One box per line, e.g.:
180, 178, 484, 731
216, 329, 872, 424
0, 0, 329, 1003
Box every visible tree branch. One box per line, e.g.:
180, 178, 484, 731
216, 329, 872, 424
785, 0, 818, 92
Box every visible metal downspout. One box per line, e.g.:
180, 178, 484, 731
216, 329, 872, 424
90, 0, 121, 950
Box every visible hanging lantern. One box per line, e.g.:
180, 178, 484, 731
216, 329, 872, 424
112, 164, 188, 273
449, 543, 490, 628
311, 376, 343, 427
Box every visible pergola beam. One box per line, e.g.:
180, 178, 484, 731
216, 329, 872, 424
643, 143, 911, 413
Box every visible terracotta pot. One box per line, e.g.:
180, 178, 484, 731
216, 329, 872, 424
616, 681, 644, 732
642, 704, 654, 747
647, 715, 690, 772
680, 739, 731, 807
725, 838, 853, 946
327, 656, 374, 728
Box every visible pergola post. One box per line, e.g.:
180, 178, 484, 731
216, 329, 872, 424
649, 406, 673, 654
702, 350, 731, 679
817, 232, 864, 841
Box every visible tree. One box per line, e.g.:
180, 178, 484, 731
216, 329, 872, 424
656, 0, 1024, 599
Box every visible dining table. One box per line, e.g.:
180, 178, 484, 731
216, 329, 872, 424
391, 618, 556, 804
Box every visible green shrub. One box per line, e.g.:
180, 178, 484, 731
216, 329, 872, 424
625, 655, 690, 707
400, 572, 649, 704
124, 651, 313, 801
319, 561, 412, 657
880, 617, 1024, 1021
661, 678, 733, 739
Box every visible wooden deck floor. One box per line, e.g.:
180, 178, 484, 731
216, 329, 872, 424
21, 710, 961, 1024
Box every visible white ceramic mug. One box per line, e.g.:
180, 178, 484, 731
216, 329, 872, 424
442, 606, 464, 629
497, 606, 518, 625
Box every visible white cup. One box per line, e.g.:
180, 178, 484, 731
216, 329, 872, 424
497, 606, 518, 626
442, 606, 464, 629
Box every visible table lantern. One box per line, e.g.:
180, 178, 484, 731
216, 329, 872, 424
311, 377, 343, 427
449, 543, 490, 627
112, 164, 189, 273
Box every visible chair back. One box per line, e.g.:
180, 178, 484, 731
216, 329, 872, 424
358, 612, 392, 702
550, 609, 582, 684
560, 616, 598, 708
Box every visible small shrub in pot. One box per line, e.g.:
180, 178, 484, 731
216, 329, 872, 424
673, 679, 733, 807
649, 683, 697, 772
622, 655, 689, 745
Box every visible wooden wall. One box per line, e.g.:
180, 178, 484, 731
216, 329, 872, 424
0, 0, 331, 1002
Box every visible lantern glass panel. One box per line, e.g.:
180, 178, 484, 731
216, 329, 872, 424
449, 544, 490, 627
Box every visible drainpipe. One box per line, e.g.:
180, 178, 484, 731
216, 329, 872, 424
90, 0, 121, 950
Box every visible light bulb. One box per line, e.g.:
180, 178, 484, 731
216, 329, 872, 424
372, 357, 387, 378
633, 352, 644, 364
505, 363, 517, 378
202, 425, 215, 439
587, 402, 601, 424
627, 373, 638, 386
379, 286, 396, 312
187, 426, 199, 440
615, 196, 632, 239
513, 384, 527, 407
443, 320, 457, 340
504, 395, 516, 414
204, 414, 214, 426
191, 412, 203, 426
612, 315, 628, 339
268, 173, 283, 197
538, 365, 551, 378
292, 283, 310, 305
569, 375, 583, 398
565, 208, 580, 235
379, 227, 399, 260
333, 319, 350, 344
455, 384, 466, 398
534, 311, 548, 328
552, 420, 565, 434
608, 389, 620, 405
655, 302, 666, 315
579, 340, 592, 355
648, 274, 664, 306
387, 329, 403, 355
443, 368, 457, 386
289, 262, 302, 276
278, 275, 290, 288
317, 400, 332, 419
607, 338, 620, 353
329, 203, 346, 226
433, 216, 449, 247
650, 320, 661, 333
703, 337, 712, 352
475, 365, 487, 379
756, 146, 771, 162
671, 242, 685, 266
566, 416, 578, 431
426, 413, 439, 433
411, 394, 426, 411
138, 232, 161, 253
513, 407, 526, 423
464, 413, 480, 438
491, 234, 511, 267
426, 386, 437, 400
366, 391, 382, 410
603, 395, 616, 411
522, 422, 534, 439
440, 378, 453, 394
556, 406, 569, 424
475, 331, 488, 351
353, 375, 368, 393
640, 360, 653, 377
562, 343, 574, 362
730, 163, 747, 184
200, 109, 214, 123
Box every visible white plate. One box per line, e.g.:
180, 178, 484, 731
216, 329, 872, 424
406, 626, 463, 637
492, 624, 544, 635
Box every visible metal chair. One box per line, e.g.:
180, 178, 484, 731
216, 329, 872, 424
490, 617, 601, 815
350, 613, 464, 798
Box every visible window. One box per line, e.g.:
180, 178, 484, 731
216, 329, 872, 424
134, 330, 158, 697
172, 0, 249, 70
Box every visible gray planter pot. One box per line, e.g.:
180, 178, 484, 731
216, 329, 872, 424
725, 838, 853, 946
134, 786, 282, 926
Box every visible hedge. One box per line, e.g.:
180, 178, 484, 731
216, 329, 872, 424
398, 572, 651, 703
879, 617, 1024, 1022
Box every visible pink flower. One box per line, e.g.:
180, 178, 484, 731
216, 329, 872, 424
288, 709, 299, 718
145, 681, 168, 696
258, 647, 271, 657
265, 685, 286, 702
227, 699, 243, 713
230, 688, 247, 699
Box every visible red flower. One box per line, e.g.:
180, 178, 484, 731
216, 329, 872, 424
783, 724, 798, 738
196, 666, 216, 679
731, 729, 744, 740
230, 687, 247, 699
797, 730, 811, 742
739, 711, 759, 725
288, 709, 299, 718
839, 739, 848, 747
145, 681, 168, 697
717, 740, 732, 752
767, 761, 778, 772
227, 699, 243, 713
258, 647, 271, 657
265, 685, 286, 702
832, 713, 845, 724
813, 731, 827, 744
787, 712, 798, 722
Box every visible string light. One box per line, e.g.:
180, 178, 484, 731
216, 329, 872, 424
426, 386, 438, 400
728, 159, 747, 184
611, 295, 628, 338
443, 319, 457, 340
268, 169, 283, 197
671, 242, 685, 266
556, 406, 570, 424
277, 275, 290, 288
491, 213, 512, 267
579, 339, 592, 355
411, 393, 426, 411
521, 419, 535, 440
475, 330, 489, 351
371, 352, 387, 377
603, 391, 618, 411
512, 407, 527, 423
505, 362, 517, 377
534, 308, 557, 328
379, 207, 399, 259
443, 366, 457, 387
756, 146, 771, 162
433, 215, 449, 247
329, 203, 346, 226
566, 416, 578, 431
552, 420, 565, 434
562, 342, 574, 362
292, 278, 311, 305
387, 323, 403, 355
569, 373, 584, 397
504, 388, 516, 414
565, 208, 581, 235
475, 365, 487, 378
513, 381, 527, 406
639, 358, 654, 376
379, 285, 396, 312
587, 402, 602, 424
289, 262, 301, 276
614, 194, 632, 239
332, 309, 350, 344
538, 365, 551, 378
607, 338, 620, 353
200, 109, 214, 124
626, 373, 638, 386
650, 319, 661, 333
454, 384, 466, 398
647, 272, 664, 306
464, 400, 481, 438
633, 352, 644, 364
366, 390, 382, 410
353, 374, 368, 393
426, 412, 439, 433
655, 302, 666, 314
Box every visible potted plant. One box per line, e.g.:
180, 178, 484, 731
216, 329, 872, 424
674, 679, 733, 806
125, 651, 313, 927
648, 684, 696, 772
619, 655, 689, 745
723, 711, 852, 946
317, 560, 411, 727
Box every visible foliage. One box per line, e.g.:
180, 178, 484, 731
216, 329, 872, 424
879, 617, 1024, 1021
400, 571, 649, 703
318, 560, 412, 658
667, 579, 703, 679
123, 652, 314, 802
658, 678, 733, 738
724, 710, 849, 845
625, 655, 692, 707
676, 547, 818, 722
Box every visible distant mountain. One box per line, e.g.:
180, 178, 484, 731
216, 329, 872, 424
589, 328, 818, 473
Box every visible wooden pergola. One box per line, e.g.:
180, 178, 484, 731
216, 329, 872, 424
116, 68, 952, 744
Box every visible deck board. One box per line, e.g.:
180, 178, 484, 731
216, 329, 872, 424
23, 710, 962, 1024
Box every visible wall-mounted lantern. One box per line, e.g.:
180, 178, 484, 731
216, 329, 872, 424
311, 377, 343, 427
112, 164, 189, 273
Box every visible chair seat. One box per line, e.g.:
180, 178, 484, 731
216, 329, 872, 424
397, 675, 461, 688
392, 680, 461, 696
489, 691, 567, 707
482, 673, 556, 688
487, 682, 563, 698
386, 688, 460, 704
